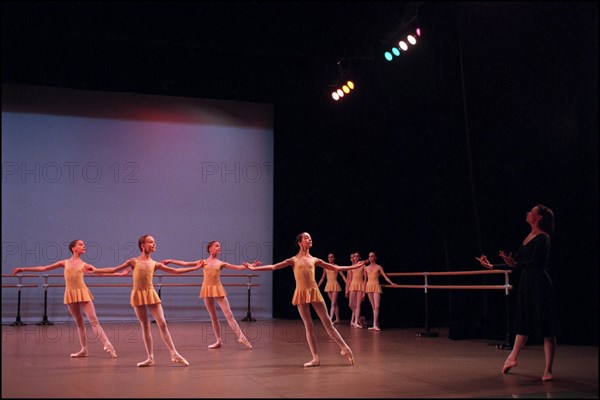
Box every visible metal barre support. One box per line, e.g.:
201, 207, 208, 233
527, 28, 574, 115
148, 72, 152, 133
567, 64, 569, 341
416, 273, 438, 337
38, 275, 54, 325
242, 275, 256, 322
10, 276, 26, 326
496, 272, 513, 350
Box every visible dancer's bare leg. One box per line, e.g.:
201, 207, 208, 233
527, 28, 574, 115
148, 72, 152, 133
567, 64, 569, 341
81, 301, 116, 357
350, 292, 363, 328
542, 336, 557, 381
503, 334, 528, 373
327, 292, 336, 321
216, 297, 251, 349
204, 298, 222, 348
148, 303, 189, 366
313, 301, 354, 365
367, 293, 381, 331
348, 292, 355, 326
67, 303, 88, 358
334, 292, 341, 323
134, 305, 155, 367
329, 291, 340, 323
297, 303, 319, 367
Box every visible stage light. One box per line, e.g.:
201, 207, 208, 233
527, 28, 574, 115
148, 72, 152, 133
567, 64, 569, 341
382, 26, 422, 62
329, 57, 359, 101
331, 80, 355, 101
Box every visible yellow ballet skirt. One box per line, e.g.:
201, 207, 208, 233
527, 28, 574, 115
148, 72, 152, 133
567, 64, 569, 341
63, 259, 94, 304
324, 269, 342, 292
365, 268, 382, 294
200, 262, 227, 298
348, 266, 366, 292
292, 256, 324, 305
130, 259, 161, 307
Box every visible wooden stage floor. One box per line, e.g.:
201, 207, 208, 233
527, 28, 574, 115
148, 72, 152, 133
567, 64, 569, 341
2, 319, 597, 398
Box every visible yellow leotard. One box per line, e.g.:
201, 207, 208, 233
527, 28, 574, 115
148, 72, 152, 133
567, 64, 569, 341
200, 262, 227, 298
291, 256, 325, 305
365, 267, 383, 294
348, 266, 366, 292
324, 269, 342, 292
130, 259, 161, 307
63, 259, 94, 304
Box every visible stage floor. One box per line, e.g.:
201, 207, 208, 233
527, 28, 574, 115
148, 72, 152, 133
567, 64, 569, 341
2, 319, 598, 398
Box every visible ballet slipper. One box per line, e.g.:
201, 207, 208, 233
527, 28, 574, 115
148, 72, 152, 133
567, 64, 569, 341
541, 373, 553, 382
238, 337, 253, 349
303, 358, 320, 367
208, 340, 222, 349
70, 349, 88, 358
171, 353, 189, 367
368, 326, 381, 331
341, 348, 355, 365
137, 358, 155, 367
104, 343, 117, 358
502, 359, 518, 374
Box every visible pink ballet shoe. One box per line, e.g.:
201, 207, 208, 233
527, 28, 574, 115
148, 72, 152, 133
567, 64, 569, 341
502, 360, 518, 374
208, 340, 222, 349
303, 358, 320, 367
541, 373, 553, 382
341, 348, 355, 365
238, 337, 253, 349
104, 344, 117, 358
171, 353, 189, 367
137, 358, 155, 367
70, 349, 88, 358
368, 326, 381, 331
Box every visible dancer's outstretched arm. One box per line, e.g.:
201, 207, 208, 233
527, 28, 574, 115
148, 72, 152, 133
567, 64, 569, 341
156, 260, 205, 274
316, 259, 366, 271
244, 259, 291, 271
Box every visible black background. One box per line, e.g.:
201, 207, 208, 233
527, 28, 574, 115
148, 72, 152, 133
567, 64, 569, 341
3, 1, 597, 345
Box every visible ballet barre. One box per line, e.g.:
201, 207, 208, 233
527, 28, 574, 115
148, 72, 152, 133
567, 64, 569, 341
383, 269, 512, 346
2, 274, 39, 326
154, 274, 260, 321
13, 273, 260, 324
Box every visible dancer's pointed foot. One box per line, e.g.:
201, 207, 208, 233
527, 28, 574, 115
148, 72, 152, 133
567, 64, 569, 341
208, 340, 222, 349
70, 349, 88, 358
368, 326, 381, 331
341, 348, 355, 365
104, 343, 117, 358
502, 359, 518, 374
171, 353, 189, 367
137, 358, 155, 367
541, 373, 553, 382
303, 358, 320, 367
238, 336, 253, 349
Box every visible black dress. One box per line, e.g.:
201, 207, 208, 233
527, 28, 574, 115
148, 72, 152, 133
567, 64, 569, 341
510, 234, 560, 337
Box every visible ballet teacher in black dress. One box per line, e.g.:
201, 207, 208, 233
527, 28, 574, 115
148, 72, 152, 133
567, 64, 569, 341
476, 204, 559, 382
